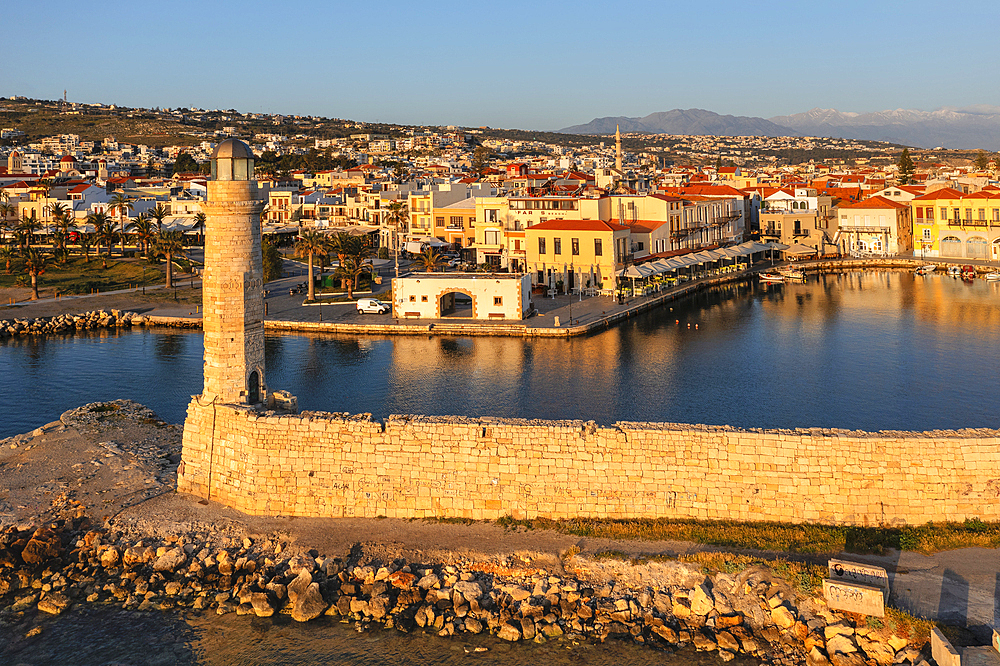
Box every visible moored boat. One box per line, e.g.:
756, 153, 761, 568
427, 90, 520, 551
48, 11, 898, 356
946, 265, 961, 277
986, 272, 1000, 281
777, 267, 806, 280
759, 272, 784, 282
961, 265, 977, 280
915, 264, 936, 275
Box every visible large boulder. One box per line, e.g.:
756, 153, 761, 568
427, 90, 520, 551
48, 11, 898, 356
21, 527, 61, 565
153, 548, 187, 572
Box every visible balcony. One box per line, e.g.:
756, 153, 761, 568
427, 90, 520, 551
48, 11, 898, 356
710, 212, 741, 227
947, 218, 987, 228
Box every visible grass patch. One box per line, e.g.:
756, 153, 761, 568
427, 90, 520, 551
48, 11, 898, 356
494, 516, 1000, 556
0, 254, 166, 295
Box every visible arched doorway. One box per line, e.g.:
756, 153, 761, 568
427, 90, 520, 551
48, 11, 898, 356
939, 236, 962, 258
439, 290, 474, 318
992, 239, 1000, 260
967, 236, 988, 259
248, 370, 260, 404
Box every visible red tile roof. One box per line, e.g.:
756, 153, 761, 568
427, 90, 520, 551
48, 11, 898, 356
527, 219, 629, 232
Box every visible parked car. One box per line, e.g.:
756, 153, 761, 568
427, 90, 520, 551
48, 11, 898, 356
356, 298, 390, 314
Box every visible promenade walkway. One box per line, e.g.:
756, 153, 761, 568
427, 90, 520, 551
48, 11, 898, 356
5, 254, 1000, 338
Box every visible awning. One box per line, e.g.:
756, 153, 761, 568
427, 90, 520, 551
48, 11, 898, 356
405, 241, 425, 254
624, 264, 657, 278
782, 243, 817, 255
414, 236, 450, 247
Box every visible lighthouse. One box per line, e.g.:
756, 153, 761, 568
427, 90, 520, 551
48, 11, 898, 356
199, 138, 267, 404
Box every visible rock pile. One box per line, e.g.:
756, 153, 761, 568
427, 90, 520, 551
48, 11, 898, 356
0, 516, 928, 666
0, 311, 152, 338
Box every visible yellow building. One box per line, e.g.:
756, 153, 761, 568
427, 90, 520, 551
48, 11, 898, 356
911, 187, 1000, 259
524, 219, 630, 293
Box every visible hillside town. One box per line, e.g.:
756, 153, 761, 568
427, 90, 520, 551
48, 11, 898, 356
3, 97, 1000, 301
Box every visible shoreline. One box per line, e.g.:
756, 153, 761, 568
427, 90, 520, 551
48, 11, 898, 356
0, 404, 940, 666
2, 257, 993, 339
1, 401, 996, 666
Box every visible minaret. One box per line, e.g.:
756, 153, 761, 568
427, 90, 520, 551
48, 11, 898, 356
200, 138, 267, 404
615, 124, 622, 172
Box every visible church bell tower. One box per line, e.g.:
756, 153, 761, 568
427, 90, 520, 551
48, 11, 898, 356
200, 138, 267, 404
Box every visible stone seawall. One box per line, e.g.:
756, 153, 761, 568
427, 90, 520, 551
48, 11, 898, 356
178, 401, 1000, 526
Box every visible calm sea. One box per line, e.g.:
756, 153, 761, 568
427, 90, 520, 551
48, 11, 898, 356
2, 270, 999, 438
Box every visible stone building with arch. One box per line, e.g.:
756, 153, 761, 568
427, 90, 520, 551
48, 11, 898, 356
392, 273, 531, 320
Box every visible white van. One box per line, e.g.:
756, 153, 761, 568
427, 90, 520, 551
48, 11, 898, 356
356, 298, 390, 314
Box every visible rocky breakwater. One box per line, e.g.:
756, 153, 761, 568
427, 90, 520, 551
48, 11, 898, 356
0, 310, 199, 338
0, 516, 931, 666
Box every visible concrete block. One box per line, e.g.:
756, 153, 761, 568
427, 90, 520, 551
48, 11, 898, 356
822, 579, 884, 617
931, 627, 960, 666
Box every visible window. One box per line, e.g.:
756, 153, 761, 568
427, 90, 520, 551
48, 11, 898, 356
927, 207, 934, 221
979, 208, 986, 221
409, 295, 416, 302
449, 215, 463, 228
494, 296, 502, 305
594, 238, 602, 256
940, 207, 947, 220
923, 228, 932, 241
514, 240, 521, 251
965, 208, 972, 221
484, 230, 500, 245
537, 270, 544, 282
538, 237, 546, 254
421, 295, 428, 302
571, 238, 579, 255
554, 238, 562, 255
436, 216, 444, 226
486, 209, 498, 223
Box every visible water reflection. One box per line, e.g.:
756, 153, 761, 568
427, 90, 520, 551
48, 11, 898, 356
3, 271, 1000, 438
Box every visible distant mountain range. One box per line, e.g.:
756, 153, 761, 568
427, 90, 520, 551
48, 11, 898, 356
558, 106, 1000, 150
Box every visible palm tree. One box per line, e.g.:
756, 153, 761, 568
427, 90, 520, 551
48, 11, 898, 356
148, 203, 169, 232
87, 211, 110, 262
96, 220, 118, 269
107, 192, 134, 256
23, 247, 47, 300
17, 212, 41, 249
293, 229, 331, 301
153, 230, 186, 289
78, 232, 94, 263
127, 214, 155, 255
0, 202, 16, 234
193, 211, 206, 244
0, 246, 14, 274
415, 247, 446, 272
384, 201, 408, 278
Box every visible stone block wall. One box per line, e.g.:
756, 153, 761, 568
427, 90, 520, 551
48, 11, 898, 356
178, 400, 1000, 525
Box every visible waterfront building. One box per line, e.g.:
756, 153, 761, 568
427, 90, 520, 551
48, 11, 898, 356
524, 219, 630, 293
758, 187, 837, 253
911, 187, 1000, 260
836, 196, 913, 255
392, 272, 531, 320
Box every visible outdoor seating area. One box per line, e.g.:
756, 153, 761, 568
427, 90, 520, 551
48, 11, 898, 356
613, 241, 784, 300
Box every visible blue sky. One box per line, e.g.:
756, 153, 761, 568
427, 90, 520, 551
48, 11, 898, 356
3, 0, 998, 130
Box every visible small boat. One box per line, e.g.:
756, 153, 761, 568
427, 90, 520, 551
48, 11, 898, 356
946, 266, 961, 277
777, 267, 806, 280
759, 272, 784, 282
915, 264, 937, 275
961, 265, 977, 280
986, 272, 1000, 281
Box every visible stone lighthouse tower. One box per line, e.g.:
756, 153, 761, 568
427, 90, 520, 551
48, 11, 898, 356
200, 138, 267, 404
